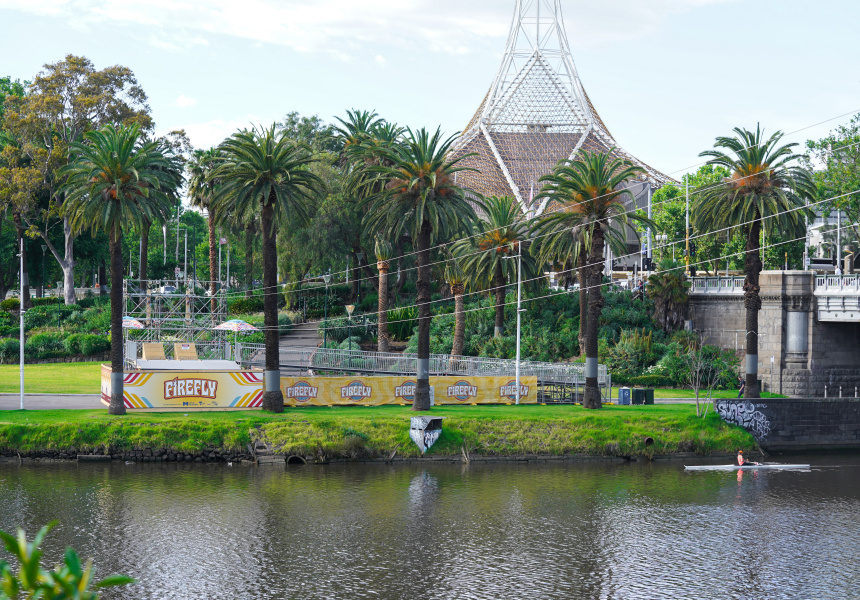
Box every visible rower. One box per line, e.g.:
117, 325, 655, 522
737, 450, 759, 466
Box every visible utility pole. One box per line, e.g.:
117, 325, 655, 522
184, 229, 188, 287
646, 182, 652, 271
685, 181, 691, 276
515, 241, 522, 405
836, 209, 842, 275
19, 237, 25, 410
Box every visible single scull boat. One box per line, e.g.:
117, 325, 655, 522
684, 464, 809, 471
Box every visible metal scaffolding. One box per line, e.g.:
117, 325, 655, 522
122, 279, 232, 362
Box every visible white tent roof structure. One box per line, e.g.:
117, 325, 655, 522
451, 0, 673, 216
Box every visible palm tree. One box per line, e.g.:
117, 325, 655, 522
363, 127, 479, 411
452, 196, 537, 338
187, 148, 221, 309
647, 258, 690, 332
537, 149, 650, 409
61, 123, 179, 415
213, 124, 324, 412
694, 125, 815, 398
444, 257, 468, 364
532, 218, 593, 357
375, 238, 393, 352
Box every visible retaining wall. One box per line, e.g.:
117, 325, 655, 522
716, 398, 860, 451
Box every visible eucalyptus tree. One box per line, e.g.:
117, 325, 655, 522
213, 124, 324, 413
694, 125, 815, 398
452, 196, 537, 338
537, 150, 650, 409
363, 127, 479, 411
61, 123, 179, 415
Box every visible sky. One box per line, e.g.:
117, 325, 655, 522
1, 0, 858, 179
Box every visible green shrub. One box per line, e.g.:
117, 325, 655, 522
80, 334, 110, 355
338, 336, 363, 350
0, 338, 20, 363
229, 296, 264, 314
25, 332, 66, 359
82, 307, 111, 333
626, 374, 675, 388
318, 317, 350, 344
388, 306, 417, 341
0, 298, 19, 311
278, 312, 292, 334
64, 333, 86, 355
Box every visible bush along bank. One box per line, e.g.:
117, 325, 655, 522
0, 406, 758, 463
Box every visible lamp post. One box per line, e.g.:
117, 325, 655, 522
18, 238, 25, 410
504, 242, 523, 404
346, 304, 355, 352
323, 270, 332, 348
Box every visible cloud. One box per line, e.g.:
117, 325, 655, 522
175, 94, 197, 108
0, 0, 739, 57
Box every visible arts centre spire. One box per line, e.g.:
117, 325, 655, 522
452, 0, 672, 215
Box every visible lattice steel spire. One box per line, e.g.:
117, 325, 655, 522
453, 0, 671, 216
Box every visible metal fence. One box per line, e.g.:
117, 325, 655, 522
815, 274, 860, 293
689, 276, 745, 295
237, 344, 612, 403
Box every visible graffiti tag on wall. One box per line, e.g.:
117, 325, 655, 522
716, 400, 772, 440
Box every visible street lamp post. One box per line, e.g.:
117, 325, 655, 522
18, 238, 25, 410
346, 304, 355, 352
323, 270, 332, 348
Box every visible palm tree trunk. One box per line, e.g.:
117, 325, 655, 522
260, 201, 284, 412
108, 229, 126, 415
577, 250, 588, 358
13, 213, 32, 310
208, 210, 217, 314
414, 220, 433, 411
377, 264, 389, 352
493, 261, 505, 338
583, 230, 605, 409
451, 285, 465, 357
244, 223, 254, 299
139, 220, 150, 286
743, 219, 763, 399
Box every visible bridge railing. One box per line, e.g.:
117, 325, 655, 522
688, 276, 745, 295
815, 274, 860, 293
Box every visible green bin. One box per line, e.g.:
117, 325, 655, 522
632, 389, 646, 405
644, 389, 655, 405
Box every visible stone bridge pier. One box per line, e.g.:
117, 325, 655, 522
689, 271, 860, 397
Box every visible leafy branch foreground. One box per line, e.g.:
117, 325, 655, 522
0, 406, 755, 459
0, 522, 133, 600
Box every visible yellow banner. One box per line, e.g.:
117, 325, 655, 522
102, 364, 263, 409
281, 376, 538, 406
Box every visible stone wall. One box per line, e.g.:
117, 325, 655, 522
716, 398, 860, 451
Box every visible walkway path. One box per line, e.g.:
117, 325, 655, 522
0, 394, 102, 410
278, 321, 319, 375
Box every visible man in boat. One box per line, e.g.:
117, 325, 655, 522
737, 450, 759, 466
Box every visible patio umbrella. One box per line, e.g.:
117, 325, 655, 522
122, 316, 145, 329
213, 319, 261, 346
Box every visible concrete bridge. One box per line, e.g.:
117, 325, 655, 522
689, 272, 860, 397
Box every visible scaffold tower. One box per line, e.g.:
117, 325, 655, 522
451, 0, 672, 216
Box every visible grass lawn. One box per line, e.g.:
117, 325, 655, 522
610, 387, 787, 399
0, 404, 755, 458
0, 362, 103, 394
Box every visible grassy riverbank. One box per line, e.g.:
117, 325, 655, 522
0, 405, 755, 459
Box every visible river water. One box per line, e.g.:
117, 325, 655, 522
0, 456, 858, 599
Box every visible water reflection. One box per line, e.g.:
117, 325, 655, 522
0, 458, 858, 599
